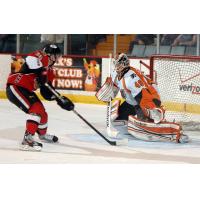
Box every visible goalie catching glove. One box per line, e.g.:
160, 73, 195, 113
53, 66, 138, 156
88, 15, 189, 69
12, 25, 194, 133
134, 86, 165, 124
56, 96, 74, 111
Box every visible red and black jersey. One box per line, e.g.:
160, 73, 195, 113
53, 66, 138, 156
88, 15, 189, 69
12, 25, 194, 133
7, 50, 55, 91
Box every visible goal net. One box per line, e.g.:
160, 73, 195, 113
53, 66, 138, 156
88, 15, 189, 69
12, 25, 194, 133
150, 54, 200, 131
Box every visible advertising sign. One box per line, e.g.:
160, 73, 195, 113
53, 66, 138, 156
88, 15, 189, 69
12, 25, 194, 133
53, 56, 102, 91
11, 55, 102, 92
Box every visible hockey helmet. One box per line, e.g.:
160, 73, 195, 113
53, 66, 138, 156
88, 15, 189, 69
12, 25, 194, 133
43, 44, 61, 62
43, 44, 61, 56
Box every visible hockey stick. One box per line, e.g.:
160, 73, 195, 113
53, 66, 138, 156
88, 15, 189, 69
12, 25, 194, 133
44, 83, 127, 146
106, 53, 118, 138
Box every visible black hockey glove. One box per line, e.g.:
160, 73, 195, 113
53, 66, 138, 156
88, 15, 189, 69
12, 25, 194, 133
56, 96, 74, 111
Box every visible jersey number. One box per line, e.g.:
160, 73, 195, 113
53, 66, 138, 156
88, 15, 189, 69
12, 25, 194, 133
135, 79, 144, 88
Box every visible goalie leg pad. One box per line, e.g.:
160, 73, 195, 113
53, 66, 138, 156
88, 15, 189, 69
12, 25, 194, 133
128, 122, 173, 142
107, 100, 129, 138
128, 115, 188, 143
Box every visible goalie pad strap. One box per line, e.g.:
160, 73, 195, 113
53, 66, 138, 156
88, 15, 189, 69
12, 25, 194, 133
96, 77, 119, 102
112, 120, 127, 126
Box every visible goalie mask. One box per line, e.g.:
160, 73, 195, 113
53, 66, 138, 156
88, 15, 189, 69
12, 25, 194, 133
115, 53, 130, 72
114, 53, 130, 79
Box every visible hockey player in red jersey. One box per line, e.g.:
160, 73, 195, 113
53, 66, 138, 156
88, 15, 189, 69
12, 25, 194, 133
96, 53, 189, 143
6, 44, 74, 151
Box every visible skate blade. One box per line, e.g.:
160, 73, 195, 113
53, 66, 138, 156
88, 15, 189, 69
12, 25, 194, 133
20, 144, 42, 152
179, 135, 190, 143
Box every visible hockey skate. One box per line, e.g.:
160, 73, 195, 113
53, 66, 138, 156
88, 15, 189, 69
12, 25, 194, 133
38, 134, 58, 143
20, 132, 43, 151
178, 134, 189, 143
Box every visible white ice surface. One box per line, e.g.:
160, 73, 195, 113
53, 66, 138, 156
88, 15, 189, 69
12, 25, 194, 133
1, 99, 200, 163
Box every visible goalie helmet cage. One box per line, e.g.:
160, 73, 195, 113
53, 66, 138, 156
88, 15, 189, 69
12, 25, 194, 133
150, 54, 200, 131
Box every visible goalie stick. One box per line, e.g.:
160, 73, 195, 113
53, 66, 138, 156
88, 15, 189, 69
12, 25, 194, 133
106, 53, 119, 138
44, 83, 128, 146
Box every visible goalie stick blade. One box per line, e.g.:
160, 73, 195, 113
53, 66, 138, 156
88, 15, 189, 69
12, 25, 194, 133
115, 138, 129, 146
106, 128, 129, 146
108, 138, 129, 146
106, 127, 119, 138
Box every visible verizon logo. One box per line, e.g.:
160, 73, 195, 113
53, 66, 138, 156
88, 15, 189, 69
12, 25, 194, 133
179, 84, 200, 95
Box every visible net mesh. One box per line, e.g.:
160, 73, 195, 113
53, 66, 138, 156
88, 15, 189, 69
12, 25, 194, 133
151, 55, 200, 130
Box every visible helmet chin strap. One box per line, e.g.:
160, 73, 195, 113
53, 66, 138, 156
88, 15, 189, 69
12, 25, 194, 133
47, 55, 56, 67
47, 54, 61, 67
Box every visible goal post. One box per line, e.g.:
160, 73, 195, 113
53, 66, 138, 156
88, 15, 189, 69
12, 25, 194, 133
150, 54, 200, 130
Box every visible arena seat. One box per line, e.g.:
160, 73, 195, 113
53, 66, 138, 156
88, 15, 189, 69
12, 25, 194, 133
159, 45, 171, 54
1, 35, 16, 53
28, 34, 41, 42
130, 44, 145, 57
185, 46, 196, 55
0, 40, 3, 51
3, 41, 16, 53
143, 45, 156, 57
22, 42, 42, 53
171, 46, 185, 55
